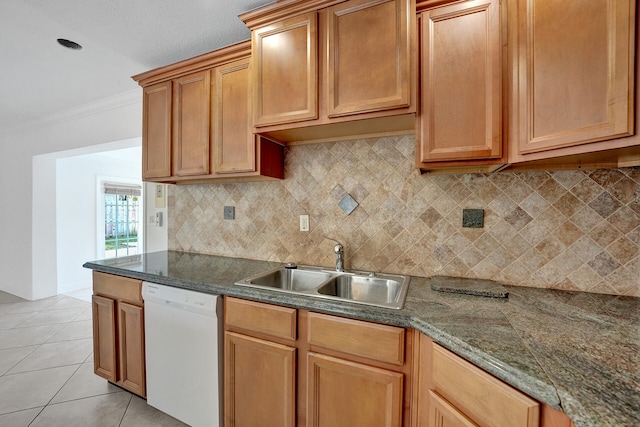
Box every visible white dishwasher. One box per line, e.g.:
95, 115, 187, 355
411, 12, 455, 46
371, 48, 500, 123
142, 282, 223, 427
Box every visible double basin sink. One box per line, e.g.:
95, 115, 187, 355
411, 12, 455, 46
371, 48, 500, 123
235, 265, 409, 309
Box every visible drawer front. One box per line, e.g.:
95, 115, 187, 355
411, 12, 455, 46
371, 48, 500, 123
93, 271, 143, 304
225, 297, 297, 341
432, 344, 539, 427
307, 312, 405, 365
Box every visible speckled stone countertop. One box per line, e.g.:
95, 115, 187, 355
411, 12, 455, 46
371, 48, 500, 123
83, 251, 639, 427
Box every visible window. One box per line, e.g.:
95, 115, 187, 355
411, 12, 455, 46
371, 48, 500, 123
104, 183, 141, 258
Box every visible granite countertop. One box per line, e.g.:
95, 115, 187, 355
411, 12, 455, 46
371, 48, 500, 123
83, 250, 640, 427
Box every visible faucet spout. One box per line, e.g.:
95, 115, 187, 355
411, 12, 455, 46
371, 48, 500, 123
324, 236, 345, 272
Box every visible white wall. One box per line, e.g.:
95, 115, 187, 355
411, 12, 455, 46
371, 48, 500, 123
56, 148, 141, 294
0, 90, 170, 300
144, 182, 169, 253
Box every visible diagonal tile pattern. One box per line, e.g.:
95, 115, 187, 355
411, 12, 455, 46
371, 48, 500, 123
169, 135, 640, 296
0, 291, 187, 427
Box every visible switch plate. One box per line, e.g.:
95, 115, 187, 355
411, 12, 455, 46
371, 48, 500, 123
300, 215, 309, 232
224, 206, 235, 220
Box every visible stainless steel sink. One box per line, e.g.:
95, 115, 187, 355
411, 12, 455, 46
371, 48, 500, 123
235, 265, 409, 309
316, 275, 406, 307
239, 267, 333, 291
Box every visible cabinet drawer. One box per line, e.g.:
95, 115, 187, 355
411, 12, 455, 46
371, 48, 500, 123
225, 297, 297, 341
93, 271, 143, 305
307, 312, 404, 365
432, 344, 539, 427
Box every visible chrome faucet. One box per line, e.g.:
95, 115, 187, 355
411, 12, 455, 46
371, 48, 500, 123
324, 237, 345, 272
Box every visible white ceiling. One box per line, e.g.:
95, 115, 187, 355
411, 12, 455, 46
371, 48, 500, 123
0, 0, 273, 133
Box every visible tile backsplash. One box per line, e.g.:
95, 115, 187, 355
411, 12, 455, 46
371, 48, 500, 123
168, 135, 640, 296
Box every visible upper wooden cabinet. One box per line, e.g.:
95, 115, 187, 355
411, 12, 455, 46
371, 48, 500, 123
133, 41, 284, 184
173, 70, 211, 177
241, 0, 416, 144
416, 0, 504, 172
326, 0, 412, 117
253, 12, 318, 127
506, 0, 637, 166
142, 82, 172, 179
212, 57, 256, 174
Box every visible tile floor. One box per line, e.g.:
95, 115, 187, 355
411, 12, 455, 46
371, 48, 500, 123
0, 290, 188, 427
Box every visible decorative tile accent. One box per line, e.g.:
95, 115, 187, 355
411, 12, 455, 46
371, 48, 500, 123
338, 194, 359, 215
168, 135, 640, 297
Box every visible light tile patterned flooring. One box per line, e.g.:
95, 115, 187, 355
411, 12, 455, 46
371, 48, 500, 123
0, 290, 188, 427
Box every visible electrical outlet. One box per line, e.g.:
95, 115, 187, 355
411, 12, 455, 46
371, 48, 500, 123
299, 215, 309, 232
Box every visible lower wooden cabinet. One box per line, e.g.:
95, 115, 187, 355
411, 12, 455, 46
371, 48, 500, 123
224, 297, 413, 427
224, 332, 296, 427
414, 333, 573, 427
307, 352, 404, 427
91, 271, 146, 397
428, 390, 478, 427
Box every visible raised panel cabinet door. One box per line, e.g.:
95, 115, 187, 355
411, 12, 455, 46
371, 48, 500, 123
515, 0, 635, 154
92, 295, 117, 382
428, 390, 479, 427
307, 352, 403, 427
142, 81, 172, 179
326, 0, 412, 117
224, 332, 296, 427
418, 0, 501, 162
212, 57, 255, 174
253, 12, 318, 127
173, 70, 211, 176
118, 302, 146, 397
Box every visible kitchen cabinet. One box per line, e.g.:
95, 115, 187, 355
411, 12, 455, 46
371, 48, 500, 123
91, 271, 146, 397
252, 12, 318, 127
506, 0, 638, 168
416, 0, 505, 173
241, 0, 416, 144
224, 297, 414, 427
306, 311, 409, 427
224, 297, 297, 427
133, 40, 284, 184
142, 81, 172, 179
414, 334, 573, 427
212, 57, 255, 174
173, 70, 211, 177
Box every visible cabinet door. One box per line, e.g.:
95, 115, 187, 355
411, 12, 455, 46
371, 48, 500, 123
307, 352, 403, 427
212, 57, 255, 174
118, 302, 146, 397
428, 390, 478, 427
253, 12, 318, 126
173, 70, 211, 176
92, 295, 117, 382
418, 0, 501, 162
142, 81, 172, 179
514, 0, 635, 154
326, 0, 411, 117
225, 332, 296, 427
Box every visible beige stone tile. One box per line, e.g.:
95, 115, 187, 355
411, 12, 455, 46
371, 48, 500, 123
0, 291, 26, 304
0, 312, 35, 330
0, 365, 77, 414
0, 346, 38, 375
30, 392, 131, 427
50, 362, 119, 404
0, 324, 64, 350
120, 396, 190, 427
15, 308, 86, 328
7, 339, 93, 374
0, 407, 42, 427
